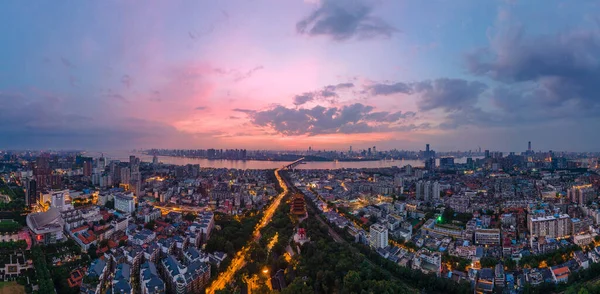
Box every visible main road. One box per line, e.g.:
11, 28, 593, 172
205, 168, 289, 294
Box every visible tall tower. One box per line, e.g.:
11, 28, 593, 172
426, 144, 430, 152
528, 141, 531, 151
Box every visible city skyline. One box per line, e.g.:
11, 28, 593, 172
1, 0, 600, 151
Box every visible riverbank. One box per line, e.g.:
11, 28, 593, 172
89, 150, 480, 169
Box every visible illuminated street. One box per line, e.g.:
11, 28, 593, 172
205, 168, 289, 294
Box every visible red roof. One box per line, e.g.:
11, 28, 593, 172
553, 266, 570, 278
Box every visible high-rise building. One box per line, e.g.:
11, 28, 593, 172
568, 184, 596, 204
25, 178, 38, 207
404, 165, 413, 176
416, 181, 440, 202
34, 154, 50, 176
83, 160, 92, 177
121, 167, 131, 185
110, 161, 121, 184
97, 155, 106, 169
431, 182, 440, 202
115, 193, 135, 213
439, 157, 455, 169
393, 174, 404, 187
425, 158, 435, 170
528, 141, 532, 152
466, 158, 474, 169
485, 150, 490, 158
369, 224, 388, 249
528, 214, 571, 239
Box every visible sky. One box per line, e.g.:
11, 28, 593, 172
1, 0, 599, 152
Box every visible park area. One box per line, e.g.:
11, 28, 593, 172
0, 281, 25, 294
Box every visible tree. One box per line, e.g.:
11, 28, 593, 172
99, 239, 109, 248
480, 257, 497, 268
183, 213, 196, 222
369, 215, 378, 224
88, 244, 98, 259
144, 220, 156, 230
105, 199, 114, 209
282, 279, 313, 294
343, 270, 362, 293
504, 258, 517, 271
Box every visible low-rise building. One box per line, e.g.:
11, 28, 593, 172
474, 229, 501, 245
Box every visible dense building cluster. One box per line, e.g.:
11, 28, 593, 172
1, 146, 600, 293
0, 151, 290, 293
289, 144, 600, 293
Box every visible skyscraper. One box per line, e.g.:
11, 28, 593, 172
25, 178, 38, 207
424, 144, 435, 159
83, 160, 92, 177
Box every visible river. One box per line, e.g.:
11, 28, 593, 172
84, 150, 479, 170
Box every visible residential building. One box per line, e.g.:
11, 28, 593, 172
528, 214, 571, 239
140, 261, 165, 294
369, 223, 388, 249
475, 229, 501, 245
115, 193, 135, 213
551, 266, 570, 283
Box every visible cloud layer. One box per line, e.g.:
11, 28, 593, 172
245, 103, 416, 136
293, 83, 354, 105
296, 0, 397, 41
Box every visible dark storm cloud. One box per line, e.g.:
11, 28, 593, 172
365, 82, 412, 95
296, 0, 397, 41
413, 78, 488, 112
245, 103, 417, 135
466, 25, 600, 112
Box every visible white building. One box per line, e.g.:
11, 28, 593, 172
369, 223, 389, 249
26, 207, 65, 244
115, 193, 135, 213
51, 191, 66, 210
